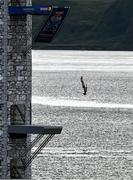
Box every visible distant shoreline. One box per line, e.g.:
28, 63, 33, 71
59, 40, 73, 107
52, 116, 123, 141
32, 45, 133, 51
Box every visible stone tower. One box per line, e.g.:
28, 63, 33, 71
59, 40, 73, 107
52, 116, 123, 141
0, 0, 63, 178
0, 0, 32, 178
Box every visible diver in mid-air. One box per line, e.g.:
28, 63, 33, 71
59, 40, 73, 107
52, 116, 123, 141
80, 76, 87, 95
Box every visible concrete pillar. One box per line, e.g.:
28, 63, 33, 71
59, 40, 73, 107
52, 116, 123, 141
0, 0, 32, 178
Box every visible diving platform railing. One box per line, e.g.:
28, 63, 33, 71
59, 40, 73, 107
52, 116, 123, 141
8, 125, 62, 169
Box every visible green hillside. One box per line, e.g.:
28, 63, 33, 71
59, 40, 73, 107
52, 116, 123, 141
32, 0, 133, 50
89, 0, 133, 50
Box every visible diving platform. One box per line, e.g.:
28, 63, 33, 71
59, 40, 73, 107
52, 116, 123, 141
8, 125, 63, 169
8, 125, 62, 135
8, 5, 70, 43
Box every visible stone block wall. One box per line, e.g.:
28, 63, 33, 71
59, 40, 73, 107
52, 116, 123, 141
0, 0, 32, 178
0, 0, 9, 178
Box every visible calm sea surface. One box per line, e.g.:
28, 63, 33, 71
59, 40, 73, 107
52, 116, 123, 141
32, 50, 133, 179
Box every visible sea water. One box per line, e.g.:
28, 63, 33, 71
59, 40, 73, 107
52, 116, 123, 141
32, 50, 133, 179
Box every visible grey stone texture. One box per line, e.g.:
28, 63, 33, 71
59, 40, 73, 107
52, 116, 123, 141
0, 0, 32, 178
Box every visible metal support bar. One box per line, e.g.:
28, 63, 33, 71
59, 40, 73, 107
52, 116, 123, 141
35, 6, 70, 43
13, 105, 25, 123
20, 134, 44, 160
19, 134, 44, 164
20, 134, 44, 166
24, 134, 54, 168
27, 134, 44, 152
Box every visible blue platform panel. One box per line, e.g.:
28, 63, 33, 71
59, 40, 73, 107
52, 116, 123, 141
9, 5, 52, 15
